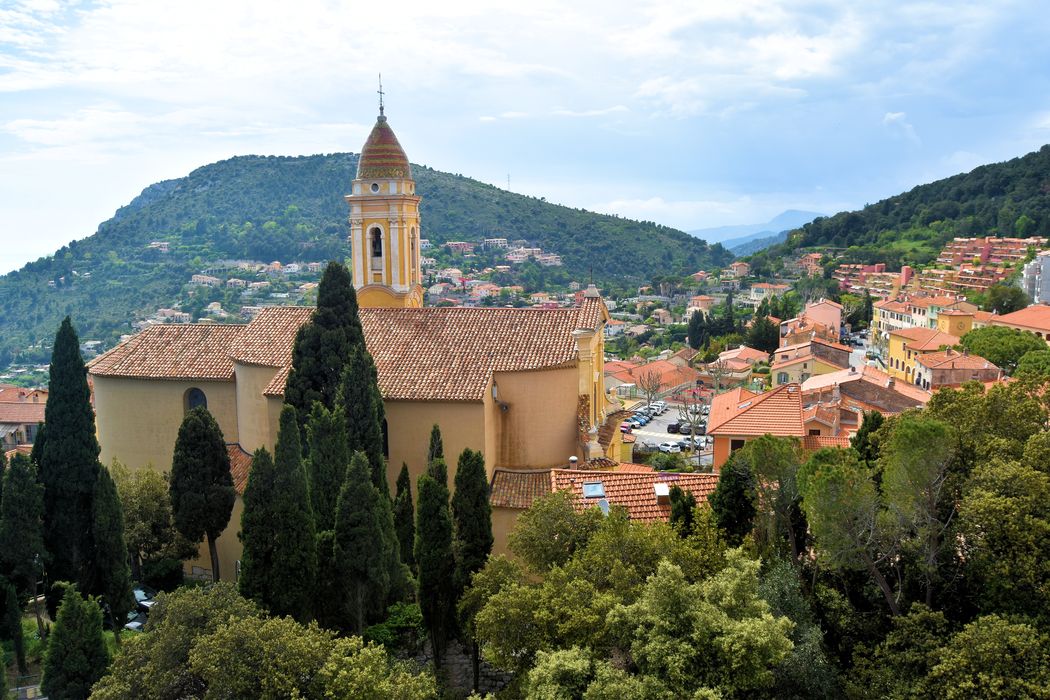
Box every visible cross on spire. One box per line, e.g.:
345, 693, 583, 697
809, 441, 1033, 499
377, 73, 385, 117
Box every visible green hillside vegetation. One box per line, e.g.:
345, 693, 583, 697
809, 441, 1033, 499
0, 153, 731, 368
749, 144, 1050, 273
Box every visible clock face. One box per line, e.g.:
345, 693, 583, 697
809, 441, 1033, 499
371, 183, 380, 193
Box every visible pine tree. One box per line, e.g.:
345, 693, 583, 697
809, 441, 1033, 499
852, 410, 885, 466
40, 585, 109, 700
268, 406, 317, 621
238, 447, 276, 607
687, 310, 708, 350
415, 468, 454, 667
284, 262, 364, 432
333, 452, 388, 634
452, 449, 492, 596
305, 402, 349, 532
708, 456, 758, 546
338, 350, 386, 493
394, 464, 416, 572
38, 317, 101, 612
0, 454, 45, 600
92, 465, 133, 645
427, 424, 444, 466
169, 406, 235, 582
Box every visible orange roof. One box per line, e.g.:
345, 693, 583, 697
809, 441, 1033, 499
993, 305, 1050, 333
0, 402, 45, 425
607, 359, 702, 392
874, 299, 910, 313
719, 345, 769, 364
752, 282, 790, 290
889, 327, 960, 351
92, 299, 606, 403
803, 404, 838, 426
802, 435, 852, 451
551, 469, 718, 523
707, 384, 804, 437
915, 349, 999, 371
801, 365, 931, 404
938, 309, 973, 317
489, 469, 555, 509
227, 443, 253, 495
973, 310, 995, 324
777, 337, 852, 354
89, 324, 244, 381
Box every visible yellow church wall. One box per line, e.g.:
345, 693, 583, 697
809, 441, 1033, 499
233, 363, 281, 453
490, 366, 580, 469
491, 506, 522, 557
93, 376, 238, 471
183, 497, 244, 583
383, 399, 488, 491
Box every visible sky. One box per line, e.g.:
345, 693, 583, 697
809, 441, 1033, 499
1, 0, 1049, 274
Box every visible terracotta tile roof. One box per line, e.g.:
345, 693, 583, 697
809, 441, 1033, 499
227, 443, 253, 495
875, 299, 911, 313
229, 306, 313, 367
915, 349, 999, 371
770, 352, 846, 372
777, 337, 852, 354
802, 435, 852, 451
803, 404, 838, 426
889, 327, 960, 351
613, 462, 655, 473
490, 469, 555, 509
89, 324, 244, 381
94, 302, 598, 402
992, 304, 1050, 333
719, 345, 769, 364
801, 366, 931, 403
0, 386, 46, 403
707, 384, 804, 437
973, 310, 996, 324
606, 360, 702, 393
0, 402, 45, 425
551, 469, 719, 523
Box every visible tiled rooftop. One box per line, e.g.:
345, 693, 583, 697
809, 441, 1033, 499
91, 298, 605, 402
489, 466, 718, 524
802, 434, 852, 451
890, 327, 960, 351
915, 349, 999, 371
0, 402, 45, 425
227, 443, 253, 495
89, 324, 245, 381
993, 304, 1050, 332
707, 384, 804, 437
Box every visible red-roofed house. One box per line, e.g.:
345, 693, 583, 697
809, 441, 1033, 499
770, 339, 851, 386
991, 304, 1050, 342
886, 327, 960, 383
707, 384, 805, 469
913, 349, 1001, 390
605, 359, 703, 399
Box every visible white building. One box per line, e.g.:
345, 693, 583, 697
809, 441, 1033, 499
1023, 251, 1050, 303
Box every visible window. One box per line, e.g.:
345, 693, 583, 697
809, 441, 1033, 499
370, 182, 380, 193
185, 387, 207, 412
370, 228, 383, 271
582, 482, 605, 498
382, 418, 389, 458
777, 372, 789, 384
809, 429, 821, 436
730, 439, 746, 452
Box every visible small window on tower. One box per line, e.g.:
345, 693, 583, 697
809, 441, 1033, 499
370, 182, 380, 193
371, 228, 382, 257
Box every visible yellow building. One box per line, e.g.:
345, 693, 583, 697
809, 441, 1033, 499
89, 109, 622, 579
770, 339, 851, 386
886, 327, 960, 383
935, 309, 974, 337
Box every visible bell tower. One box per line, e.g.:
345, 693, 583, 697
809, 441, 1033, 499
346, 85, 423, 308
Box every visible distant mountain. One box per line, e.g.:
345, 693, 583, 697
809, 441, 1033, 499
729, 230, 789, 256
687, 210, 823, 244
750, 144, 1050, 270
0, 153, 732, 368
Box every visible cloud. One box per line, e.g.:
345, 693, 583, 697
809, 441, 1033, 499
882, 111, 921, 145
552, 105, 628, 117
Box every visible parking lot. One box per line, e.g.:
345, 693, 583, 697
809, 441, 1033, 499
623, 401, 713, 468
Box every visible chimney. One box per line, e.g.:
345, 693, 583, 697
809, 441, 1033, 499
568, 456, 578, 470
654, 482, 671, 504
887, 377, 895, 389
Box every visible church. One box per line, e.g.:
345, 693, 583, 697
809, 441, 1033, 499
88, 108, 624, 580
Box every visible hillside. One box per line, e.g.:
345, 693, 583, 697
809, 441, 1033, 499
0, 153, 731, 368
688, 209, 821, 244
749, 144, 1050, 270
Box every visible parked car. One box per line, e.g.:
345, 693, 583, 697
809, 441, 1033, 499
676, 440, 691, 451
133, 586, 158, 615
666, 422, 680, 434
620, 423, 633, 433
658, 442, 682, 454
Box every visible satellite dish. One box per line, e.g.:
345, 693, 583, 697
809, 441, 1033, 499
597, 499, 610, 516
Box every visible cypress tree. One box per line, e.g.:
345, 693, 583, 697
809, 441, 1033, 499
38, 317, 101, 611
169, 406, 235, 582
91, 465, 134, 645
0, 454, 46, 600
338, 350, 386, 493
415, 468, 454, 667
333, 452, 387, 635
40, 585, 109, 700
238, 447, 276, 607
452, 448, 492, 596
0, 579, 27, 674
708, 456, 758, 546
669, 485, 698, 538
687, 310, 707, 350
394, 464, 416, 572
268, 406, 317, 621
284, 262, 364, 432
427, 424, 444, 466
305, 402, 349, 532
